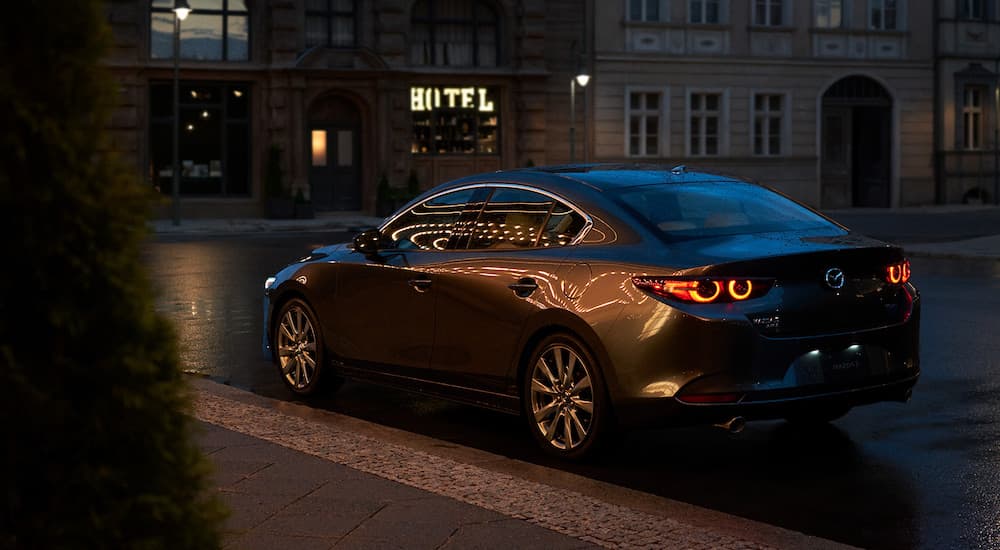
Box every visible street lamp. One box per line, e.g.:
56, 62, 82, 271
570, 72, 590, 163
171, 0, 190, 226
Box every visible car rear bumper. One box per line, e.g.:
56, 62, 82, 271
615, 370, 919, 427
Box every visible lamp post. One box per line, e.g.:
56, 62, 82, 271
171, 0, 190, 226
569, 73, 590, 163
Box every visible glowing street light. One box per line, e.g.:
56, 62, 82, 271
570, 72, 590, 163
171, 0, 190, 226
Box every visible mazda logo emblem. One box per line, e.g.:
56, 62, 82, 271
825, 268, 845, 290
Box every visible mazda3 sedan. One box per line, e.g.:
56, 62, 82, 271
262, 165, 919, 459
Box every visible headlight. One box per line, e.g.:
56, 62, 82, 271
264, 276, 276, 290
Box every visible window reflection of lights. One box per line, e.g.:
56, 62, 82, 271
201, 110, 210, 118
190, 90, 198, 98
186, 124, 195, 131
233, 89, 243, 97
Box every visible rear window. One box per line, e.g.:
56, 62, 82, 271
615, 182, 843, 240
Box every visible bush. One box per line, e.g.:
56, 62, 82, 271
0, 2, 225, 548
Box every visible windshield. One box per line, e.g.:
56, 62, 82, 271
615, 181, 844, 241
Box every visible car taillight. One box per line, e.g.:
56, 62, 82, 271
632, 276, 773, 304
886, 259, 911, 284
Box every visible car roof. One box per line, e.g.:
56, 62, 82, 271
472, 163, 756, 193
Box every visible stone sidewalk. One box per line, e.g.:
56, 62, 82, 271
192, 378, 851, 550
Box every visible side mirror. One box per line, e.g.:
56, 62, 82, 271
353, 228, 382, 256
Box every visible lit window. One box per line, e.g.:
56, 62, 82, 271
815, 0, 844, 28
962, 86, 984, 151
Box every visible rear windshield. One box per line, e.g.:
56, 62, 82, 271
615, 182, 844, 240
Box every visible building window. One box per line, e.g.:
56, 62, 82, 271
959, 0, 984, 19
629, 0, 663, 21
753, 0, 785, 26
410, 86, 500, 154
752, 93, 785, 156
305, 0, 356, 48
690, 0, 723, 23
815, 0, 844, 28
963, 86, 985, 150
869, 0, 899, 30
689, 92, 722, 156
150, 82, 250, 196
411, 0, 499, 67
626, 91, 663, 157
150, 0, 249, 61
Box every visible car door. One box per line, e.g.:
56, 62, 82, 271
429, 186, 591, 393
331, 188, 485, 378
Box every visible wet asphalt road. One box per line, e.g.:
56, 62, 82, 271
147, 231, 1000, 550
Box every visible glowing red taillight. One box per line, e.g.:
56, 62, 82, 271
886, 259, 911, 284
632, 276, 773, 304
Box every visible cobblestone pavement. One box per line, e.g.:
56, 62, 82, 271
193, 379, 851, 550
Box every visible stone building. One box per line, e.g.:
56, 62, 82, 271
105, 0, 586, 218
588, 0, 936, 208
936, 0, 1000, 204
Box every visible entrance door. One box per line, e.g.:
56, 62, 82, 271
820, 76, 892, 208
309, 127, 360, 210
853, 106, 891, 207
821, 107, 852, 208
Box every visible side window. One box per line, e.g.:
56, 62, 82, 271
541, 203, 588, 247
381, 188, 479, 250
468, 188, 554, 249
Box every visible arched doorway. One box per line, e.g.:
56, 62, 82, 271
308, 94, 362, 211
821, 76, 893, 208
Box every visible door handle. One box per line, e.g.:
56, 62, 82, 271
407, 277, 432, 292
508, 277, 538, 298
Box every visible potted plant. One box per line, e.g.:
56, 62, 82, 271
265, 144, 294, 219
375, 172, 394, 217
294, 188, 314, 219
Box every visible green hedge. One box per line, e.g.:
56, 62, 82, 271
0, 1, 225, 548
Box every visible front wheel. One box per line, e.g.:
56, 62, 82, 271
522, 333, 611, 460
274, 298, 331, 396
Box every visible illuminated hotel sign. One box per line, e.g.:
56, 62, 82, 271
411, 87, 495, 112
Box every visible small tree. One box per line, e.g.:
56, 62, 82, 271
0, 1, 225, 548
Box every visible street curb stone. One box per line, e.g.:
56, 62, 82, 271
192, 380, 855, 550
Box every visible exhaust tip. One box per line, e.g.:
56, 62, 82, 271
714, 416, 745, 434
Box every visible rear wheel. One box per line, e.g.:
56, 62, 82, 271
522, 333, 610, 460
274, 298, 334, 396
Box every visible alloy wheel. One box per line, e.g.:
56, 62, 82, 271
529, 344, 595, 451
276, 304, 319, 391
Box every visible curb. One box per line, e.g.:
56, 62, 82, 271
191, 377, 854, 550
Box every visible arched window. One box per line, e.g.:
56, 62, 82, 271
410, 0, 499, 67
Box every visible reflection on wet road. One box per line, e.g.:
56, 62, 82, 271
148, 232, 1000, 549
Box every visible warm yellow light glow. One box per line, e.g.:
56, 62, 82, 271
410, 87, 495, 112
233, 90, 243, 98
201, 110, 210, 118
186, 123, 195, 131
311, 130, 327, 167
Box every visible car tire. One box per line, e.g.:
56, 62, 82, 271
273, 298, 335, 396
522, 333, 611, 460
784, 405, 851, 425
